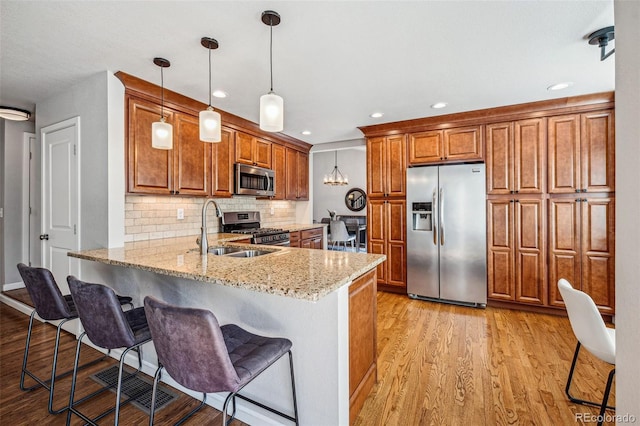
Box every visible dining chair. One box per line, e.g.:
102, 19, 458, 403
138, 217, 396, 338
328, 220, 356, 251
16, 263, 133, 414
66, 276, 152, 426
557, 279, 615, 426
143, 295, 299, 425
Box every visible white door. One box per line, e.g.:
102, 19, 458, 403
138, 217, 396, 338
41, 117, 80, 290
22, 132, 36, 265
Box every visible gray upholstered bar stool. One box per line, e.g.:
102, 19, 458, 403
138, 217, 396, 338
66, 276, 152, 426
143, 295, 299, 425
16, 263, 133, 414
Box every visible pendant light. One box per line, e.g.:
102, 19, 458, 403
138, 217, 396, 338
199, 37, 222, 143
151, 57, 173, 150
324, 151, 349, 186
0, 106, 31, 121
259, 10, 284, 132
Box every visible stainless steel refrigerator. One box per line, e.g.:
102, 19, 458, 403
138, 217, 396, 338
406, 164, 487, 306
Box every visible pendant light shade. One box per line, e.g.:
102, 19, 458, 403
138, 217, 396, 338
260, 92, 284, 132
152, 57, 173, 150
260, 10, 284, 133
199, 37, 222, 143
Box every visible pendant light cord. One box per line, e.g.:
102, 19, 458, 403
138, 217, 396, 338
269, 16, 274, 92
208, 45, 212, 107
160, 66, 165, 120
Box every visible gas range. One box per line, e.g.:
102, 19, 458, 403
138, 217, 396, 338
221, 211, 290, 246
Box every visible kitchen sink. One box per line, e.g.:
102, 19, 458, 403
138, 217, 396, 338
225, 249, 275, 258
206, 246, 244, 255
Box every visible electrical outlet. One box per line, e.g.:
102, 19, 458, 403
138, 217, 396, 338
177, 254, 184, 266
270, 207, 275, 215
177, 208, 184, 220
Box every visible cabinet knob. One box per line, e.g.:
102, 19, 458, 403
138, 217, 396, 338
575, 189, 581, 193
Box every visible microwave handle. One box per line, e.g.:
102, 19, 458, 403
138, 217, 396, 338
265, 172, 271, 192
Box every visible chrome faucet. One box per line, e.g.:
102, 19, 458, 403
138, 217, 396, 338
200, 199, 222, 255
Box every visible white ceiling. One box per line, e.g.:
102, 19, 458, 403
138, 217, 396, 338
0, 1, 615, 145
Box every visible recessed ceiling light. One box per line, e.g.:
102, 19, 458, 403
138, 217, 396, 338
301, 130, 311, 135
212, 90, 227, 98
431, 102, 448, 109
547, 82, 573, 91
370, 112, 384, 118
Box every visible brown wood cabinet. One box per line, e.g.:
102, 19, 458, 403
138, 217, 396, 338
548, 196, 615, 314
126, 95, 210, 196
211, 127, 235, 197
367, 135, 406, 198
408, 125, 483, 165
271, 144, 286, 200
235, 132, 272, 168
486, 118, 545, 195
368, 199, 406, 290
548, 110, 615, 194
487, 198, 546, 305
286, 148, 309, 201
289, 227, 323, 249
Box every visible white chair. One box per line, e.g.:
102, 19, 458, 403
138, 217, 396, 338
328, 220, 356, 251
557, 279, 615, 425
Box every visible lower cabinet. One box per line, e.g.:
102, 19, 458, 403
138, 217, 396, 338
289, 227, 323, 249
367, 198, 406, 290
548, 197, 615, 314
487, 198, 546, 305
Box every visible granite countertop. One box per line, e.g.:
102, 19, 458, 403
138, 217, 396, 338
68, 234, 385, 302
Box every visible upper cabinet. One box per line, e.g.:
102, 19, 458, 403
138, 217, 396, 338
286, 148, 309, 201
116, 72, 311, 199
548, 110, 615, 194
235, 132, 272, 169
408, 125, 483, 165
127, 95, 210, 196
367, 135, 406, 198
486, 118, 545, 195
271, 144, 287, 200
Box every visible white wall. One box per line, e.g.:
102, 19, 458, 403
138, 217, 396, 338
614, 0, 640, 419
35, 71, 125, 266
1, 119, 35, 285
312, 147, 367, 221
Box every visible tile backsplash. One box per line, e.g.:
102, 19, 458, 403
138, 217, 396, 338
125, 195, 297, 242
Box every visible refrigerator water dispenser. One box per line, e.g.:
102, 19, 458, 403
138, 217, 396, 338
411, 202, 432, 231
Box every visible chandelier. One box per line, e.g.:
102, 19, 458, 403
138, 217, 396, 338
324, 151, 349, 186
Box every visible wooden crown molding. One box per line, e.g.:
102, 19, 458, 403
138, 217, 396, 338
358, 91, 615, 138
115, 71, 312, 152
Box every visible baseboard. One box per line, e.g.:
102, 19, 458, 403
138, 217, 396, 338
2, 281, 25, 292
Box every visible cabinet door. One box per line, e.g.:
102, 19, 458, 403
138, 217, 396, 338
368, 199, 387, 285
548, 198, 581, 307
235, 132, 254, 165
487, 199, 515, 300
367, 137, 386, 197
514, 118, 545, 194
548, 115, 580, 194
296, 151, 309, 200
514, 199, 545, 305
581, 197, 615, 313
486, 122, 513, 195
581, 110, 615, 193
271, 144, 286, 200
212, 127, 235, 197
443, 125, 483, 161
386, 135, 406, 197
254, 138, 272, 168
174, 113, 210, 196
285, 148, 298, 200
408, 131, 443, 164
386, 199, 406, 288
127, 96, 173, 194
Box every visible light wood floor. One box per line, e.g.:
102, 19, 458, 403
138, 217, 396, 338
1, 289, 615, 425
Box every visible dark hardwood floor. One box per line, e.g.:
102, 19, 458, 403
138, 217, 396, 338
1, 289, 615, 425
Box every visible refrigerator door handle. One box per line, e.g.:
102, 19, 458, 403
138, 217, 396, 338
432, 188, 438, 245
440, 187, 445, 246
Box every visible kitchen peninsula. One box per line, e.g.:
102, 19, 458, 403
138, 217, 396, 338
68, 235, 385, 425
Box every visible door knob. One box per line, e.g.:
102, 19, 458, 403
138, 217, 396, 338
39, 234, 49, 240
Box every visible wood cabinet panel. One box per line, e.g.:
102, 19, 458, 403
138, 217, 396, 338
387, 136, 406, 196
212, 127, 235, 197
271, 144, 286, 200
235, 132, 272, 168
127, 96, 173, 194
367, 136, 406, 198
367, 199, 406, 289
408, 131, 442, 164
548, 114, 581, 194
174, 113, 210, 196
299, 227, 323, 249
254, 138, 272, 168
514, 118, 545, 194
297, 151, 309, 200
367, 137, 386, 198
548, 198, 580, 307
486, 123, 513, 195
285, 148, 309, 201
581, 110, 615, 192
444, 125, 483, 161
487, 199, 515, 300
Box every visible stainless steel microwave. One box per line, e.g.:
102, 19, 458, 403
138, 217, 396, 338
235, 163, 275, 196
